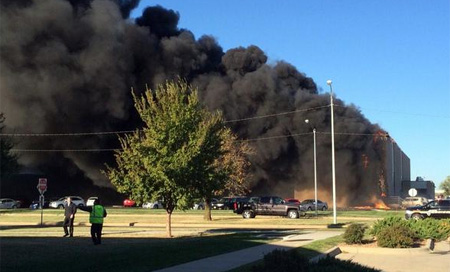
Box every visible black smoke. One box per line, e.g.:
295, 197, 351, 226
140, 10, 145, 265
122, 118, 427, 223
0, 0, 385, 205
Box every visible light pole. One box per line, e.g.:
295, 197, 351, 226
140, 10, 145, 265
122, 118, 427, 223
327, 79, 337, 224
305, 119, 318, 216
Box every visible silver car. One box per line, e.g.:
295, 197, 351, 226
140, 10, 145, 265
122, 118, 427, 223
0, 198, 20, 209
193, 198, 218, 210
49, 196, 86, 209
299, 199, 328, 211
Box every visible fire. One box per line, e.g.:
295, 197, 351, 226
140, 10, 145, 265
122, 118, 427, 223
353, 197, 391, 210
374, 199, 390, 210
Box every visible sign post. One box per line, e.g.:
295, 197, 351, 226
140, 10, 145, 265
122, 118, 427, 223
37, 178, 47, 226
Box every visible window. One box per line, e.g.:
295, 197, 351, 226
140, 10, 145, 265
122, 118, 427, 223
273, 197, 283, 204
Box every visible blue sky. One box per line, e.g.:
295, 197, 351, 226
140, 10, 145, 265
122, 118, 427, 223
132, 1, 450, 188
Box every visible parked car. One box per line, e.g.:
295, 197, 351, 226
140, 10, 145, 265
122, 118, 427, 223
401, 196, 428, 208
213, 196, 248, 210
405, 199, 450, 220
193, 198, 218, 210
86, 197, 98, 206
0, 198, 20, 209
299, 199, 328, 211
123, 199, 136, 207
284, 198, 301, 205
49, 196, 85, 209
16, 199, 31, 208
142, 201, 163, 209
212, 197, 229, 209
29, 199, 50, 209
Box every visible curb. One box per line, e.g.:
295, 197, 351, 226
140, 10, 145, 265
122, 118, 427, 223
309, 246, 342, 263
338, 241, 450, 255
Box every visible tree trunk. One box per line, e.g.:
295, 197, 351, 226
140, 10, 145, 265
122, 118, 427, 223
203, 197, 212, 221
166, 209, 173, 238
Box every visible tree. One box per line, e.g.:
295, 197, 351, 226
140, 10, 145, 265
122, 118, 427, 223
0, 113, 19, 179
440, 176, 450, 196
104, 80, 249, 236
200, 133, 253, 221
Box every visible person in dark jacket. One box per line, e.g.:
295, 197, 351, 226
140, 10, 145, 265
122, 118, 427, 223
79, 198, 107, 245
63, 197, 77, 237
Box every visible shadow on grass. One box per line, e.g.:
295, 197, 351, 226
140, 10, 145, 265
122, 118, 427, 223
0, 222, 68, 230
327, 223, 346, 228
0, 232, 279, 272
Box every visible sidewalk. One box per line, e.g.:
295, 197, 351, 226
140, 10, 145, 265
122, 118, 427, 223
153, 230, 342, 272
337, 241, 450, 272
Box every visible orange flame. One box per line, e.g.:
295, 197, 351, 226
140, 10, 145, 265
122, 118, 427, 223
374, 199, 390, 210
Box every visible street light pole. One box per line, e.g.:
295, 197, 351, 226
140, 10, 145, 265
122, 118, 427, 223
305, 119, 318, 216
327, 79, 337, 224
313, 127, 318, 216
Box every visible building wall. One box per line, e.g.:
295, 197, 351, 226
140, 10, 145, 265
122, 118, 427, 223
385, 140, 410, 198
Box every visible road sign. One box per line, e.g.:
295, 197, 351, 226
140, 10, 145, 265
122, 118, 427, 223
408, 188, 417, 197
37, 178, 47, 194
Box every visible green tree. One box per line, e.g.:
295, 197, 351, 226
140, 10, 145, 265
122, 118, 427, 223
104, 80, 249, 236
0, 113, 19, 179
198, 132, 253, 221
440, 176, 450, 196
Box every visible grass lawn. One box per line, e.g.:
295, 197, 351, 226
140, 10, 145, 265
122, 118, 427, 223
1, 233, 275, 272
0, 208, 403, 272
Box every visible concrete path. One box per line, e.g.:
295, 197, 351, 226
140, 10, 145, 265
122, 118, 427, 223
153, 230, 342, 272
337, 241, 450, 272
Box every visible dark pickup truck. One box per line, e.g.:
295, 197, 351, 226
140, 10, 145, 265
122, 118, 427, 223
234, 196, 300, 219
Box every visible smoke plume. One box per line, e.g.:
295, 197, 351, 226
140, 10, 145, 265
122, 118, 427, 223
0, 0, 385, 205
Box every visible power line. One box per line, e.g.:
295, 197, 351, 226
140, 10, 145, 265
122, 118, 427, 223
10, 130, 391, 152
335, 105, 450, 119
237, 132, 311, 142
11, 149, 120, 152
0, 105, 329, 137
224, 105, 330, 123
0, 130, 135, 137
2, 104, 447, 138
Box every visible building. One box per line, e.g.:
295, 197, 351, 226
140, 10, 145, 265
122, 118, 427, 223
402, 177, 436, 200
384, 139, 435, 200
384, 139, 410, 197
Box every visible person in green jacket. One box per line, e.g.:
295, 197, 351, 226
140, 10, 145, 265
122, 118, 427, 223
79, 198, 107, 245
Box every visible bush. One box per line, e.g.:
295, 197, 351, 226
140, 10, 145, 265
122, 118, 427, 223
369, 216, 406, 237
409, 218, 450, 241
343, 223, 367, 244
377, 224, 415, 248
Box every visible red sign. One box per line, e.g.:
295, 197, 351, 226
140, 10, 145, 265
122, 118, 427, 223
37, 178, 47, 194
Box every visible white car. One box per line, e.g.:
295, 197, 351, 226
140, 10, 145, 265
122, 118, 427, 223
0, 198, 20, 209
86, 197, 98, 206
193, 198, 219, 210
142, 201, 163, 209
49, 196, 86, 209
401, 196, 428, 208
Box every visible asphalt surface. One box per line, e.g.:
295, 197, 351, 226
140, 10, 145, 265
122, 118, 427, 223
153, 231, 450, 272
